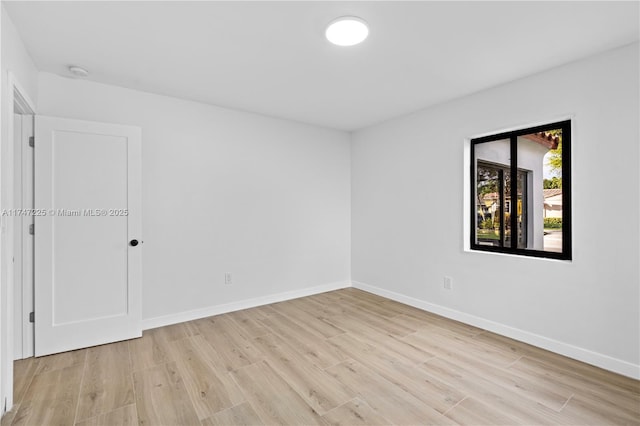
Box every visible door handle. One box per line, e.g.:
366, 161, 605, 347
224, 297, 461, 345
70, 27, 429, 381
129, 239, 139, 247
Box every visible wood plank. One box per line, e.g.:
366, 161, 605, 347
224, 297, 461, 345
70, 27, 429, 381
292, 294, 351, 317
325, 360, 455, 425
155, 320, 200, 342
321, 398, 391, 426
375, 299, 482, 336
475, 330, 640, 395
33, 348, 86, 375
12, 358, 40, 405
327, 333, 463, 414
74, 404, 138, 426
379, 312, 437, 331
128, 328, 173, 372
271, 300, 346, 339
326, 314, 433, 365
311, 290, 354, 306
258, 313, 347, 369
407, 326, 521, 368
389, 312, 488, 342
193, 314, 263, 372
321, 290, 401, 319
132, 361, 200, 426
346, 307, 416, 337
250, 304, 281, 319
230, 361, 326, 425
168, 336, 244, 420
12, 363, 85, 426
405, 331, 573, 411
227, 309, 270, 338
454, 358, 572, 413
252, 334, 355, 414
472, 330, 555, 361
200, 402, 263, 426
76, 341, 134, 421
420, 357, 566, 425
509, 355, 640, 419
526, 349, 640, 396
376, 297, 448, 322
559, 394, 640, 425
443, 397, 521, 425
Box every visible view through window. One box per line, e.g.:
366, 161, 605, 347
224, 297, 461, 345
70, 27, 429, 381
471, 121, 571, 260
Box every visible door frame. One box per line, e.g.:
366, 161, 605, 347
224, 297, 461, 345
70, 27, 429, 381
12, 82, 35, 361
2, 71, 36, 410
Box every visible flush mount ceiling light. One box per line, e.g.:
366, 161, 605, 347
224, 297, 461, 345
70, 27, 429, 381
68, 65, 89, 77
325, 16, 369, 46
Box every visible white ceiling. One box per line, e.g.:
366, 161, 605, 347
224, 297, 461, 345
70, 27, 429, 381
4, 1, 639, 131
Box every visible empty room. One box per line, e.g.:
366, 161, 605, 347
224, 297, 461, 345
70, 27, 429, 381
0, 1, 638, 425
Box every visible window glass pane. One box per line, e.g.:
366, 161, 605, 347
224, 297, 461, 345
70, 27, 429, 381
476, 165, 500, 246
503, 169, 511, 248
517, 129, 563, 253
516, 171, 527, 249
474, 139, 510, 247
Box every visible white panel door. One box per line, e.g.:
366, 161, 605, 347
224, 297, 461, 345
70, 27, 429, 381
34, 116, 142, 356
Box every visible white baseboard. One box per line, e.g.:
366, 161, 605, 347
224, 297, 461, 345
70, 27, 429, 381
352, 280, 640, 380
141, 280, 351, 331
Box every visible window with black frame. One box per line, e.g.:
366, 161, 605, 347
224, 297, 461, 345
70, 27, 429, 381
470, 120, 571, 260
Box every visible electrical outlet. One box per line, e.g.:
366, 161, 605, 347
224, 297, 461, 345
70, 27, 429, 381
444, 276, 453, 290
225, 272, 233, 285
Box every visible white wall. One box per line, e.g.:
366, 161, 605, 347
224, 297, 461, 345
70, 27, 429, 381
37, 73, 351, 326
351, 43, 639, 378
0, 4, 38, 414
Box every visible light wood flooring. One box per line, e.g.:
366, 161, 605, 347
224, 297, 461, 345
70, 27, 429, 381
2, 288, 639, 425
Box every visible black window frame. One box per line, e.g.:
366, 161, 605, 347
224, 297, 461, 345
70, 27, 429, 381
470, 120, 572, 260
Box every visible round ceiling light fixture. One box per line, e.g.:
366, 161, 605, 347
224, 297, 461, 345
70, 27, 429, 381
325, 16, 369, 46
68, 65, 89, 78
